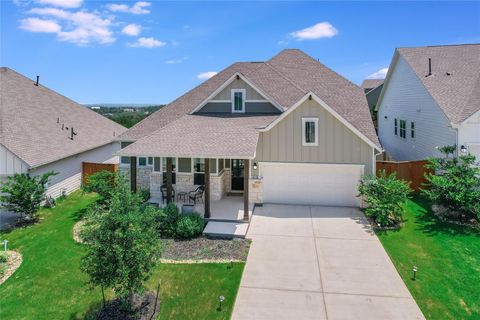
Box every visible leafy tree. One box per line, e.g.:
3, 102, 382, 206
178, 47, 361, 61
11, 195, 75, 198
423, 152, 480, 221
82, 170, 117, 204
0, 171, 57, 219
81, 176, 161, 308
358, 171, 412, 227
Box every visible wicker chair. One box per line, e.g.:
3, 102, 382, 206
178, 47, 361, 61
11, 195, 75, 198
189, 185, 205, 204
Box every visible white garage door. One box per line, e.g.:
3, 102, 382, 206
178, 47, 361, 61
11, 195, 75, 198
260, 162, 363, 207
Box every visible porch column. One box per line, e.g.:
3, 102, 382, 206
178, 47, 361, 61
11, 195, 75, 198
166, 157, 173, 204
204, 158, 211, 219
243, 159, 249, 221
130, 156, 137, 193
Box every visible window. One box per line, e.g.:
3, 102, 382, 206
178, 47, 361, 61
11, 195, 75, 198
411, 122, 415, 138
138, 157, 147, 166
120, 141, 132, 165
178, 158, 192, 173
399, 120, 406, 139
162, 158, 177, 185
302, 118, 318, 146
148, 157, 153, 166
194, 158, 205, 185
394, 118, 398, 135
153, 157, 161, 172
231, 89, 245, 113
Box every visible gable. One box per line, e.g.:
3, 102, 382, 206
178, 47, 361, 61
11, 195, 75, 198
211, 77, 264, 101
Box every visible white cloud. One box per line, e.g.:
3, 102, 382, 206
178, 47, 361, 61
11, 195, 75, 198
19, 17, 61, 33
107, 1, 151, 14
122, 24, 141, 36
290, 22, 338, 40
165, 56, 187, 64
197, 71, 217, 80
277, 40, 288, 46
35, 0, 83, 8
23, 8, 115, 45
367, 67, 389, 79
128, 37, 165, 48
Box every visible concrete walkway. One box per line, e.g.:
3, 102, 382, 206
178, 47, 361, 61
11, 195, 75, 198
232, 204, 424, 320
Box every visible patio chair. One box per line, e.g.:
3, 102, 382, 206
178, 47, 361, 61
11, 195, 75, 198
161, 184, 176, 203
189, 185, 205, 204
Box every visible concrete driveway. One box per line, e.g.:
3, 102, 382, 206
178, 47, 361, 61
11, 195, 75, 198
232, 204, 424, 320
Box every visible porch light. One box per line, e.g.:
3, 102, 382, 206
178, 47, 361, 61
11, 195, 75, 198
460, 145, 467, 154
412, 266, 418, 281
253, 162, 258, 170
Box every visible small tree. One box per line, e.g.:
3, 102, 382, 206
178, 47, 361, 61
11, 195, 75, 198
358, 171, 412, 227
423, 152, 480, 221
82, 170, 117, 204
0, 171, 57, 219
81, 176, 161, 308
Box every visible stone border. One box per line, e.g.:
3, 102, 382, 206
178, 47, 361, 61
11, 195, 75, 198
73, 220, 85, 244
0, 251, 22, 285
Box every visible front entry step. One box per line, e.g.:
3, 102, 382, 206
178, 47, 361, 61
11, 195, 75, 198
203, 221, 249, 238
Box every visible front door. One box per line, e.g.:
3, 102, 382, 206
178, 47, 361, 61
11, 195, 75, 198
231, 159, 244, 191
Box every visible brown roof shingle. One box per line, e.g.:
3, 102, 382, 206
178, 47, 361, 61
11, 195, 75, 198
361, 79, 384, 90
0, 67, 127, 168
397, 44, 480, 124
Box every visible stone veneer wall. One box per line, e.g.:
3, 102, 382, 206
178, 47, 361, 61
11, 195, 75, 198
249, 178, 263, 205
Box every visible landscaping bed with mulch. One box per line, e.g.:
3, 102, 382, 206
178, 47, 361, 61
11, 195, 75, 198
85, 292, 160, 320
0, 251, 22, 285
161, 237, 251, 262
432, 204, 480, 229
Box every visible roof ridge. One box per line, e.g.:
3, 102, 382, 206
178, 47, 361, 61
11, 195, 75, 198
398, 43, 480, 49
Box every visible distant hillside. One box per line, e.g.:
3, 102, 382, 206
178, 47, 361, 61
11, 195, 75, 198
84, 104, 165, 128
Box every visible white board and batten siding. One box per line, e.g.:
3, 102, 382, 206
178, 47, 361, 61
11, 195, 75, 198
28, 142, 121, 198
0, 144, 29, 177
378, 55, 456, 161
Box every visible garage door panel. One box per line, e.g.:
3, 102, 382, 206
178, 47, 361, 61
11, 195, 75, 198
261, 163, 362, 207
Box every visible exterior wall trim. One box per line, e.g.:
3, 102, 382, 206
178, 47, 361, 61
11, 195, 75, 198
261, 92, 382, 152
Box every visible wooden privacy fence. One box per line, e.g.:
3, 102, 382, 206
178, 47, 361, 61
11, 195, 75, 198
82, 162, 118, 186
376, 160, 432, 191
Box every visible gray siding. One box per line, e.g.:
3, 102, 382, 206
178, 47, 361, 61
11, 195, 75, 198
0, 144, 29, 175
212, 78, 264, 101
254, 99, 374, 174
198, 102, 280, 114
377, 55, 456, 161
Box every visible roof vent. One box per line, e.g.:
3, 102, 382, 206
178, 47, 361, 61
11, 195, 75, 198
425, 58, 432, 77
70, 127, 77, 140
446, 72, 452, 76
35, 76, 40, 86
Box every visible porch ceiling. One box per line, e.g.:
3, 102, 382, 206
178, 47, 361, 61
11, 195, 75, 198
117, 113, 278, 159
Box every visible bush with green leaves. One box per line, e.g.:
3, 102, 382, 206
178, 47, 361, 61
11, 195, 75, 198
80, 176, 162, 308
423, 152, 480, 221
0, 251, 8, 263
157, 203, 180, 238
82, 170, 117, 203
176, 214, 205, 239
358, 171, 412, 227
0, 171, 57, 219
137, 188, 151, 203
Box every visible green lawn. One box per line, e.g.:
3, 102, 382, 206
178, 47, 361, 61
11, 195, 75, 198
0, 191, 244, 320
377, 196, 480, 319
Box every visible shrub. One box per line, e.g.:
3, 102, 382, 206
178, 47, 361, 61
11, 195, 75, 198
358, 171, 412, 227
0, 251, 8, 263
157, 203, 180, 238
0, 171, 57, 219
176, 214, 205, 239
137, 189, 150, 203
82, 170, 117, 203
423, 152, 480, 222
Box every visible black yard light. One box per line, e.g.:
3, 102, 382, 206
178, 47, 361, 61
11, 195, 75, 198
217, 295, 225, 311
412, 266, 418, 281
460, 145, 468, 154
253, 162, 258, 170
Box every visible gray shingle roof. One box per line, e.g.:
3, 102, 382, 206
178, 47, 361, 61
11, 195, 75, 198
361, 79, 384, 90
118, 114, 278, 159
0, 67, 127, 168
397, 44, 480, 124
118, 49, 380, 154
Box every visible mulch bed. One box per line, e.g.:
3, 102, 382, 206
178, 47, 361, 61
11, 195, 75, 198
432, 205, 479, 229
161, 237, 251, 262
85, 292, 160, 320
0, 250, 23, 285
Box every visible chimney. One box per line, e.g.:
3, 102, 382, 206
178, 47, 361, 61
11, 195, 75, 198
35, 76, 40, 86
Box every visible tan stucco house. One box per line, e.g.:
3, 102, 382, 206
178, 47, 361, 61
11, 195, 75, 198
117, 49, 381, 219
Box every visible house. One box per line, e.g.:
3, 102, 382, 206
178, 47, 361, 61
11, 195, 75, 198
361, 79, 384, 113
117, 49, 381, 219
377, 44, 480, 161
0, 67, 127, 197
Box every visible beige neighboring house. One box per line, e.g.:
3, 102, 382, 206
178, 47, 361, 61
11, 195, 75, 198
0, 67, 127, 198
117, 49, 381, 218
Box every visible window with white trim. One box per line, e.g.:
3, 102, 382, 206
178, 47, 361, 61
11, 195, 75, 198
231, 89, 245, 113
302, 118, 319, 146
138, 157, 147, 167
399, 120, 406, 139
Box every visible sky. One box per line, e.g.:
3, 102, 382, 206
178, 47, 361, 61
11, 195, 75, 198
1, 1, 479, 104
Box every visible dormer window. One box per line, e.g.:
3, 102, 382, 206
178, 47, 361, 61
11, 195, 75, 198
231, 89, 245, 113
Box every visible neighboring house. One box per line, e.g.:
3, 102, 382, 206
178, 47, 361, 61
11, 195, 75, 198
117, 49, 381, 213
361, 79, 384, 112
377, 44, 480, 161
0, 67, 127, 197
